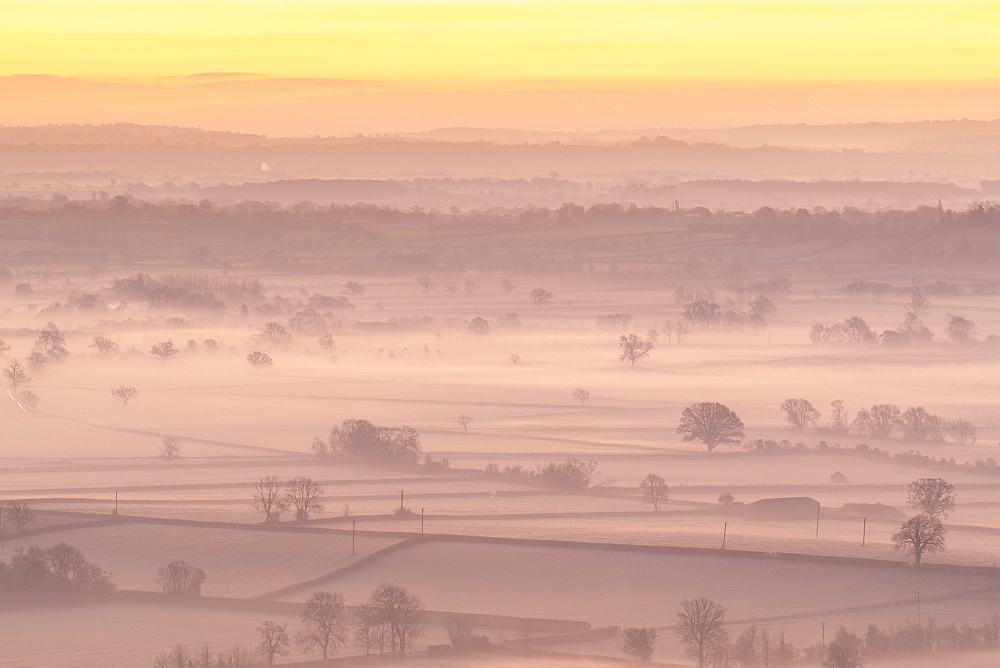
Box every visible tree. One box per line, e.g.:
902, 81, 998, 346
572, 388, 590, 406
946, 419, 977, 446
317, 333, 336, 360
509, 353, 520, 365
17, 389, 39, 411
298, 591, 348, 659
500, 278, 516, 293
26, 352, 46, 371
900, 407, 944, 442
676, 597, 729, 668
257, 620, 291, 664
906, 286, 930, 319
252, 476, 289, 522
780, 398, 821, 429
149, 340, 179, 365
830, 400, 849, 432
259, 322, 291, 348
416, 275, 436, 294
906, 478, 956, 518
892, 514, 946, 565
8, 501, 34, 532
677, 402, 746, 452
3, 359, 30, 390
822, 627, 865, 668
718, 491, 735, 508
246, 350, 273, 370
34, 323, 69, 362
618, 333, 653, 366
111, 385, 138, 409
843, 316, 877, 348
160, 437, 180, 464
639, 474, 669, 511
153, 644, 192, 668
354, 603, 389, 655
368, 584, 424, 657
344, 280, 366, 297
622, 627, 656, 662
0, 337, 10, 357
156, 560, 207, 595
945, 314, 977, 344
529, 288, 553, 307
285, 476, 324, 520
467, 317, 491, 336
457, 414, 473, 432
89, 336, 119, 356
866, 403, 901, 438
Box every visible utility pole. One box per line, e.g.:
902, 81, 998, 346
862, 517, 867, 547
114, 491, 119, 516
722, 522, 728, 550
400, 490, 404, 511
815, 505, 821, 538
421, 508, 424, 534
352, 521, 356, 556
821, 621, 826, 649
917, 591, 922, 626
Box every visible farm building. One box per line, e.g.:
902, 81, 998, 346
749, 496, 820, 519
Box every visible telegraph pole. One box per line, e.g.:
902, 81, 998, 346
862, 517, 867, 547
815, 505, 821, 538
722, 522, 728, 550
421, 508, 424, 534
352, 521, 356, 555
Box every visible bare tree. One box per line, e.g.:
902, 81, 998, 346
285, 476, 324, 520
618, 333, 653, 366
111, 385, 138, 409
149, 340, 179, 365
17, 389, 39, 411
945, 314, 977, 344
3, 359, 30, 390
622, 627, 657, 662
246, 350, 273, 370
90, 336, 119, 356
317, 333, 336, 360
467, 317, 491, 336
354, 603, 389, 655
153, 644, 192, 668
677, 402, 746, 452
676, 597, 729, 668
416, 275, 436, 294
34, 323, 69, 362
529, 287, 553, 307
253, 475, 290, 522
822, 627, 864, 668
842, 315, 877, 348
297, 591, 348, 659
675, 321, 690, 343
866, 403, 901, 438
639, 474, 669, 511
156, 560, 207, 595
457, 414, 473, 432
160, 437, 180, 464
892, 514, 946, 565
572, 388, 590, 406
946, 419, 977, 445
259, 322, 291, 348
0, 337, 9, 356
27, 352, 46, 371
780, 398, 821, 429
344, 280, 366, 297
830, 400, 849, 432
368, 584, 424, 657
257, 620, 291, 664
900, 406, 944, 441
907, 478, 956, 518
9, 501, 34, 532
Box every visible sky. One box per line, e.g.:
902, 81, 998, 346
2, 1, 999, 134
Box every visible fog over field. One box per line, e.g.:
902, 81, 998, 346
4, 2, 1000, 667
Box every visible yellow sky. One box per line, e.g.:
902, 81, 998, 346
3, 0, 1000, 87
2, 1, 999, 132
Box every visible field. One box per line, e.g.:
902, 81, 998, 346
3, 216, 1000, 667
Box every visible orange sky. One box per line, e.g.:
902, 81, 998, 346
2, 1, 999, 133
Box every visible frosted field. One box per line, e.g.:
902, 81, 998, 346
272, 539, 1000, 628
3, 261, 1000, 666
4, 523, 404, 598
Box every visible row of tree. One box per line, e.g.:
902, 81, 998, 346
782, 398, 978, 445
152, 583, 423, 666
